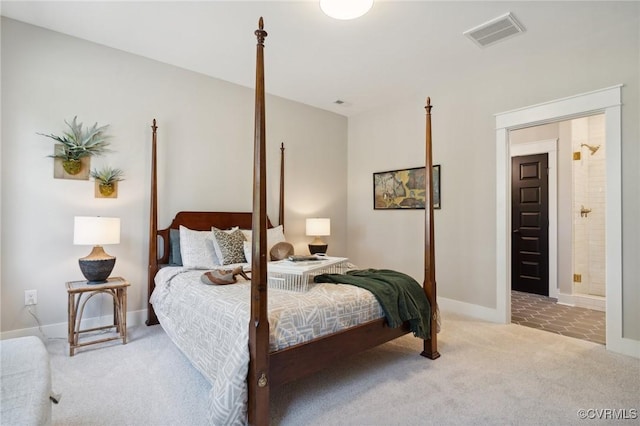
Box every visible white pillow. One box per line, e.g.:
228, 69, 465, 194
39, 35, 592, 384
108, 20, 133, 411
243, 240, 252, 264
241, 225, 286, 253
241, 230, 249, 242
179, 226, 219, 269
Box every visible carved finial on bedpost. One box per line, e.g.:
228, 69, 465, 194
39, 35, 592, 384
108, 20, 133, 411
256, 17, 267, 45
151, 119, 157, 134
425, 97, 432, 114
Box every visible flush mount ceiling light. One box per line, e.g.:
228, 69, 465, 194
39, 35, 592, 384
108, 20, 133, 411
320, 0, 374, 20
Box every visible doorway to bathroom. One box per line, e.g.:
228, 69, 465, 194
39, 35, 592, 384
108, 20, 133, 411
495, 85, 625, 355
509, 114, 606, 344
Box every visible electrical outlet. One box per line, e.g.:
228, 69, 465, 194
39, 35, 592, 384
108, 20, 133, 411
24, 290, 37, 306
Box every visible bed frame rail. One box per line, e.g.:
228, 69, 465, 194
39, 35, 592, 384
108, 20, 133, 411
269, 318, 410, 388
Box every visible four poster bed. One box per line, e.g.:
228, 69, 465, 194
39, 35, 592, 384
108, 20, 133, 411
146, 18, 439, 425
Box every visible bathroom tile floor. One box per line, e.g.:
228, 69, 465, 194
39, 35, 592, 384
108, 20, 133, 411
511, 290, 606, 345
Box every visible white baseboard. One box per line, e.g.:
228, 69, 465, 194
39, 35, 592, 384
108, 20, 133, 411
438, 297, 504, 323
607, 336, 640, 359
0, 309, 149, 341
557, 292, 605, 312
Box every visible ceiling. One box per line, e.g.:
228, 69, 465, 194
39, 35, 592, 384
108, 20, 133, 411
1, 1, 633, 117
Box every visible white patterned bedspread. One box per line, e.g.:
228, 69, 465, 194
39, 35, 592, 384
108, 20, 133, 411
150, 266, 383, 425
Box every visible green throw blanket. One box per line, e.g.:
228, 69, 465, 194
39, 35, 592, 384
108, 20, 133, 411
314, 269, 431, 339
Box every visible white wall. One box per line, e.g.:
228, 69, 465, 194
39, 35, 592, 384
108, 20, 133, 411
0, 18, 347, 335
347, 4, 639, 340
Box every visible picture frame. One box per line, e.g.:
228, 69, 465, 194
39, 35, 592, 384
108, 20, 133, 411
373, 165, 441, 210
433, 164, 441, 209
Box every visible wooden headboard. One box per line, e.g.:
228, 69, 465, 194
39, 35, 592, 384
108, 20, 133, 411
154, 212, 274, 266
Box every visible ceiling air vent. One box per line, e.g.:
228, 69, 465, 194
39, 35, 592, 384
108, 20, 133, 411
464, 12, 525, 48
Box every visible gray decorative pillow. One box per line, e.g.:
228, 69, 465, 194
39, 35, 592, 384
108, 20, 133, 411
212, 228, 247, 265
168, 228, 182, 266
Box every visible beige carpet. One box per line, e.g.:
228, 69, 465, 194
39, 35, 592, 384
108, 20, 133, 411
45, 312, 639, 425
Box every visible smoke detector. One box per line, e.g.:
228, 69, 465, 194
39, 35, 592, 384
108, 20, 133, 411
464, 12, 525, 48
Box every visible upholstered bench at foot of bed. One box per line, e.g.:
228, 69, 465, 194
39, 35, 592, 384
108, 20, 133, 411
0, 336, 54, 426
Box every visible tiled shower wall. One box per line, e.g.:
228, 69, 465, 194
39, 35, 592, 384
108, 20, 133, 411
571, 115, 606, 297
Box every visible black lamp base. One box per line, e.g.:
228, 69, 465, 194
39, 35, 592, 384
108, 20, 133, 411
79, 248, 116, 284
308, 244, 328, 255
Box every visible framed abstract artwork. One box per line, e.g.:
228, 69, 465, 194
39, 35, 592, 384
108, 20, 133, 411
432, 164, 441, 209
373, 165, 441, 210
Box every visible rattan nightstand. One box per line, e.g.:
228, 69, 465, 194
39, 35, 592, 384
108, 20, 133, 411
66, 276, 130, 356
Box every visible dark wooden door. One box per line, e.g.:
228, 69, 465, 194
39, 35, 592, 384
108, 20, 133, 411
511, 154, 549, 296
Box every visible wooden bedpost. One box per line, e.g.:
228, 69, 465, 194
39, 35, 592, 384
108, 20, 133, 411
421, 98, 440, 359
279, 142, 285, 230
248, 17, 270, 426
146, 119, 159, 326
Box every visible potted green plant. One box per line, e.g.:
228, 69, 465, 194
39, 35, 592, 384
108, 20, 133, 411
91, 166, 124, 196
38, 116, 111, 175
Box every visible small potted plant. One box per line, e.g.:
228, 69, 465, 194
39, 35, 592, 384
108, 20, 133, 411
91, 166, 124, 197
38, 116, 111, 175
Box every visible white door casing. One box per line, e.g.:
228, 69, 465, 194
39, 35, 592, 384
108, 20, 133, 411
495, 85, 638, 358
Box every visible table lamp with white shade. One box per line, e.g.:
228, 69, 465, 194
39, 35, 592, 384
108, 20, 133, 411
74, 216, 120, 284
306, 218, 330, 255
